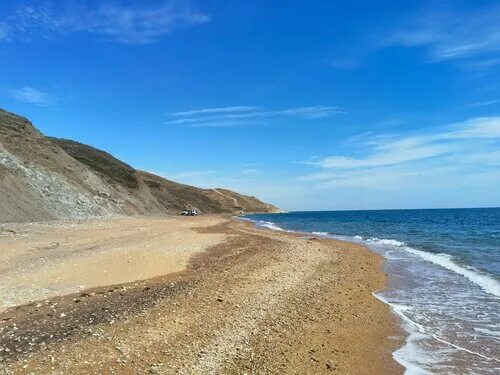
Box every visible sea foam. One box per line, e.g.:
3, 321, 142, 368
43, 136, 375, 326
367, 237, 406, 247
311, 231, 329, 236
257, 220, 286, 231
365, 236, 500, 298
401, 246, 500, 298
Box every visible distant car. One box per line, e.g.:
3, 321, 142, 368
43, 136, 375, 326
181, 210, 198, 216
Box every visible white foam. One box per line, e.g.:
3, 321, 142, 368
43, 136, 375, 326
367, 237, 406, 247
401, 247, 500, 298
257, 220, 286, 232
364, 236, 500, 298
311, 231, 329, 236
375, 292, 500, 374
374, 294, 433, 374
393, 326, 434, 375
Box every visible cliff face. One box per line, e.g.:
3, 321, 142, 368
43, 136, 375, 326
0, 109, 280, 222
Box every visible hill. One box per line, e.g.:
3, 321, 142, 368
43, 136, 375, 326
0, 109, 279, 222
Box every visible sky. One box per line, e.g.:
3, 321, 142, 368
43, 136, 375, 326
0, 0, 499, 211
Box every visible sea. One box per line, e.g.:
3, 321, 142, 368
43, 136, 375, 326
242, 208, 500, 375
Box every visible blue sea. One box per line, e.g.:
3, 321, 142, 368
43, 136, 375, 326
242, 208, 500, 375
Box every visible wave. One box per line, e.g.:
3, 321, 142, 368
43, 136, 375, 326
367, 237, 406, 247
236, 217, 285, 232
401, 246, 500, 298
256, 220, 286, 232
373, 294, 433, 375
362, 235, 500, 298
374, 293, 500, 373
240, 214, 500, 374
246, 219, 500, 299
359, 235, 500, 298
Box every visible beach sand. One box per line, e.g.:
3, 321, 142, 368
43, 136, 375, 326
0, 216, 404, 374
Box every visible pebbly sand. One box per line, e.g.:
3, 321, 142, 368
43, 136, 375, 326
0, 216, 404, 374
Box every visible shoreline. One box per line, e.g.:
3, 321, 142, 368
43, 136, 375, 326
242, 217, 410, 372
0, 216, 404, 374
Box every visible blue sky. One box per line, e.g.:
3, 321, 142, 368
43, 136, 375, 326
1, 0, 499, 210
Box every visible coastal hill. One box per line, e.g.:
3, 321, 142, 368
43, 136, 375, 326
0, 108, 279, 222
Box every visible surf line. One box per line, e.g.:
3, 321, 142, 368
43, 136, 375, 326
373, 291, 500, 363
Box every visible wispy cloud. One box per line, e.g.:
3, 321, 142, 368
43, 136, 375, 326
275, 106, 342, 119
172, 106, 259, 117
382, 4, 500, 68
467, 99, 500, 108
445, 117, 500, 139
10, 86, 58, 106
167, 113, 261, 125
242, 168, 258, 175
166, 105, 344, 127
188, 120, 262, 128
308, 141, 451, 169
0, 22, 9, 41
300, 117, 500, 189
0, 1, 210, 44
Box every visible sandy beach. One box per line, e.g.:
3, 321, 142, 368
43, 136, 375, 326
0, 216, 403, 374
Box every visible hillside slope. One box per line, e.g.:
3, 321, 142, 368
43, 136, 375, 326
0, 109, 279, 222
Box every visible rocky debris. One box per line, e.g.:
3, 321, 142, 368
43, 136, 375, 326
0, 279, 190, 365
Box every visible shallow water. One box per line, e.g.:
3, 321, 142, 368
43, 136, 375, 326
243, 208, 500, 374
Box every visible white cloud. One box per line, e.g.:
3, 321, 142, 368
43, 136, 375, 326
383, 4, 500, 67
299, 166, 421, 189
166, 105, 344, 127
275, 106, 344, 119
460, 150, 500, 166
189, 120, 262, 128
307, 117, 500, 170
167, 113, 260, 125
305, 159, 500, 198
445, 117, 500, 139
300, 117, 500, 190
1, 1, 210, 44
172, 106, 259, 117
314, 142, 451, 169
10, 86, 57, 106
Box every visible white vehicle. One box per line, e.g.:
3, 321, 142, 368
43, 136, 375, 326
181, 209, 198, 216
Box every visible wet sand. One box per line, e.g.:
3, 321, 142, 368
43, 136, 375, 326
0, 216, 404, 374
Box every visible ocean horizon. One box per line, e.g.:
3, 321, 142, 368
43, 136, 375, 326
243, 207, 500, 375
290, 206, 500, 212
